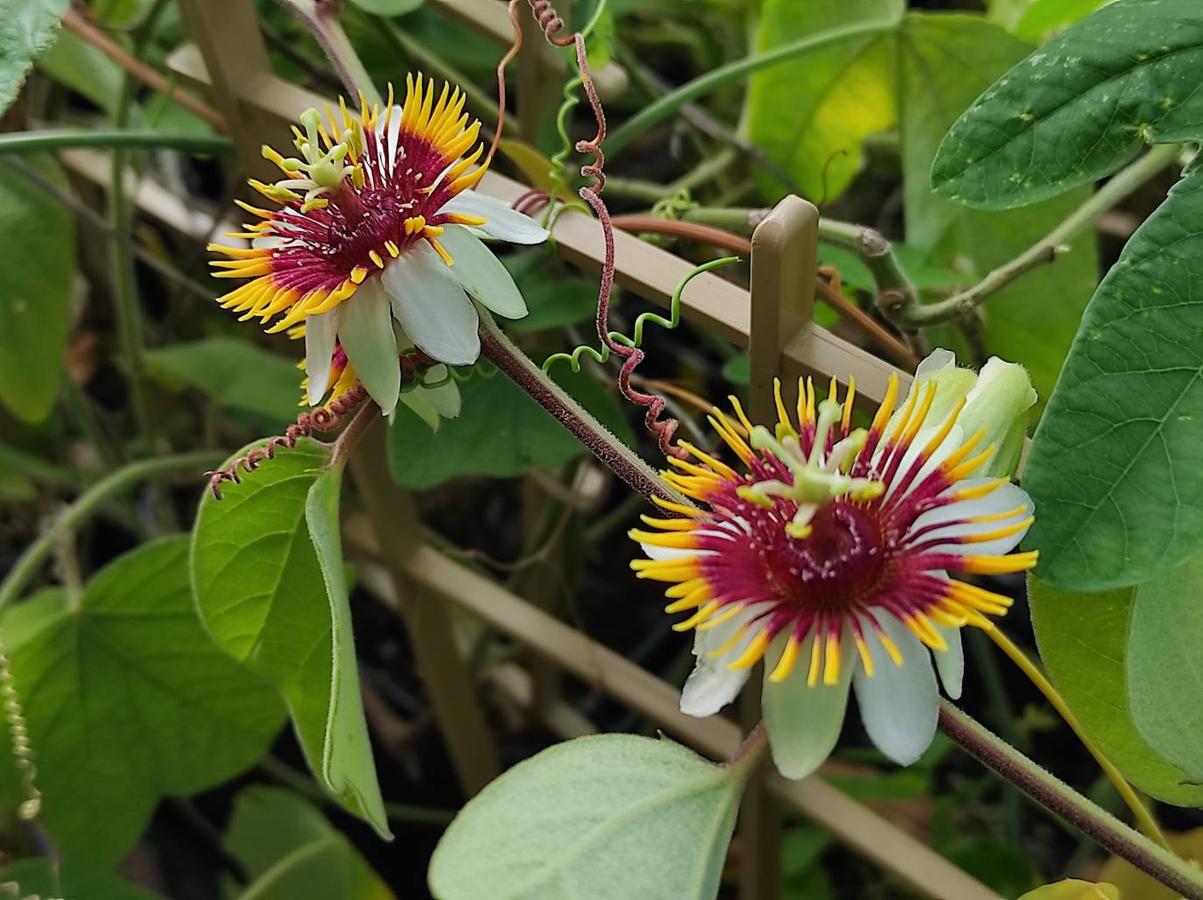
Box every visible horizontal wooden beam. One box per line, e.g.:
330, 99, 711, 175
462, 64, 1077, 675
165, 49, 909, 403
351, 542, 999, 900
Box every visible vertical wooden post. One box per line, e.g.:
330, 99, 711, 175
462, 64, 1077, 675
749, 195, 819, 423
177, 0, 500, 796
349, 423, 501, 794
517, 0, 567, 147
740, 195, 819, 900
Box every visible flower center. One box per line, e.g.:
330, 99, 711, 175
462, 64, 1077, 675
774, 502, 887, 613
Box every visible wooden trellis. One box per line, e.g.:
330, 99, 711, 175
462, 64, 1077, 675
98, 1, 999, 897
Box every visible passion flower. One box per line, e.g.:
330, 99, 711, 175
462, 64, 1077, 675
630, 352, 1038, 778
209, 74, 547, 415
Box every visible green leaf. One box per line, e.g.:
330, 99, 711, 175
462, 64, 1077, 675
37, 28, 123, 114
744, 0, 901, 202
504, 250, 598, 334
932, 0, 1203, 209
1127, 550, 1203, 779
897, 13, 1099, 408
190, 439, 390, 837
225, 785, 393, 900
0, 153, 74, 423
1018, 879, 1120, 900
2, 538, 284, 864
348, 0, 422, 15
0, 859, 161, 900
429, 734, 746, 900
1023, 170, 1203, 590
0, 0, 69, 114
1029, 575, 1203, 806
722, 354, 750, 386
388, 367, 633, 489
146, 337, 303, 423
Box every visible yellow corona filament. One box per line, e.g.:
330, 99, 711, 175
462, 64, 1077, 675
938, 429, 987, 473
951, 477, 1008, 502
427, 237, 454, 266
946, 445, 996, 482
841, 376, 857, 433
369, 250, 385, 268
773, 379, 796, 436
727, 396, 755, 436
673, 601, 721, 632
947, 581, 1013, 615
907, 613, 948, 651
768, 635, 801, 683
961, 551, 1040, 575
729, 629, 772, 670
650, 495, 706, 518
823, 632, 842, 685
854, 632, 875, 678
869, 373, 900, 435
385, 241, 400, 257
710, 622, 751, 658
627, 529, 697, 550
807, 634, 823, 687
697, 603, 746, 632
962, 517, 1035, 544
639, 514, 698, 532
707, 413, 755, 464
877, 627, 904, 666
677, 442, 739, 482
350, 266, 369, 284
969, 504, 1030, 524
920, 396, 968, 460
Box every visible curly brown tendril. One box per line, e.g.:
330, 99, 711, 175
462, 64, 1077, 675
205, 381, 370, 500
503, 0, 686, 459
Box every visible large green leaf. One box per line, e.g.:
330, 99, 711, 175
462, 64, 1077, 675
1017, 880, 1119, 900
225, 785, 393, 900
388, 367, 633, 489
0, 0, 69, 114
1127, 551, 1203, 780
0, 153, 74, 423
743, 0, 901, 202
1029, 575, 1203, 806
429, 734, 746, 900
0, 539, 284, 864
897, 13, 1098, 407
932, 0, 1203, 209
1024, 170, 1203, 590
37, 27, 123, 114
0, 859, 160, 900
146, 337, 302, 422
190, 439, 390, 837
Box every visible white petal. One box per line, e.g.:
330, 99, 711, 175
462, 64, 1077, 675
382, 243, 480, 366
376, 105, 405, 178
640, 541, 695, 563
252, 235, 286, 250
853, 616, 939, 766
762, 634, 854, 779
933, 625, 964, 700
421, 367, 462, 419
678, 605, 760, 718
439, 225, 528, 319
915, 348, 957, 379
440, 190, 549, 244
337, 278, 399, 415
911, 480, 1034, 556
304, 308, 341, 406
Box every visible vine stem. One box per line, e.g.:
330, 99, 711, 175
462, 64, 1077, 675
274, 0, 382, 105
981, 622, 1169, 848
891, 144, 1182, 327
0, 130, 232, 155
605, 18, 898, 158
939, 701, 1203, 899
0, 452, 222, 616
478, 311, 685, 507
482, 313, 1198, 896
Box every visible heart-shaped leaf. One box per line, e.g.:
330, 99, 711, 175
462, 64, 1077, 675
1029, 574, 1203, 806
1024, 169, 1203, 590
191, 439, 390, 837
429, 734, 747, 900
0, 538, 284, 864
932, 0, 1203, 209
0, 0, 69, 114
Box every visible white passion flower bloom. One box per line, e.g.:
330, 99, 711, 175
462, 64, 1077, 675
629, 351, 1038, 779
209, 73, 548, 415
